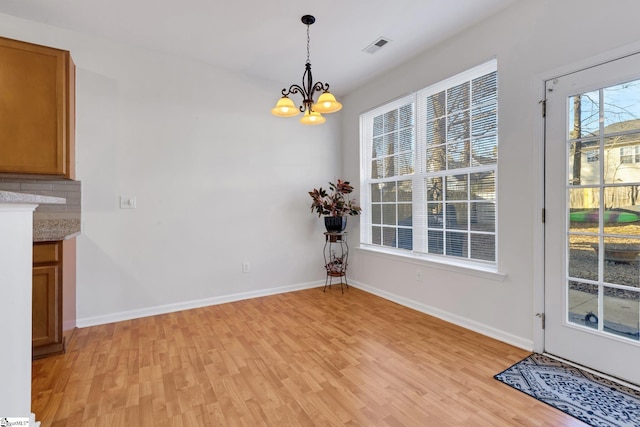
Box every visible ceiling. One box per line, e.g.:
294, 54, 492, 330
0, 0, 517, 95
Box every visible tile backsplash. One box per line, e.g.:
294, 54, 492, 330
0, 177, 81, 214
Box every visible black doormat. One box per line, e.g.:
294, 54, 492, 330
494, 353, 640, 426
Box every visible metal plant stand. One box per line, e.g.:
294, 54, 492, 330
323, 232, 349, 293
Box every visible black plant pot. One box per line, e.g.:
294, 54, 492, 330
324, 216, 347, 232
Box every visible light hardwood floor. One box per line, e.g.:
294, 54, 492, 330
32, 287, 587, 426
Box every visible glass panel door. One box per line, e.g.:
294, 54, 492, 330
545, 53, 640, 386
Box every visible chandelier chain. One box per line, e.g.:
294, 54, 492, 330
306, 24, 310, 64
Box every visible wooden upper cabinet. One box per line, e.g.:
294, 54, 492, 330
0, 37, 75, 179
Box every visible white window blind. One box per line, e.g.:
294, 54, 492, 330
360, 59, 498, 265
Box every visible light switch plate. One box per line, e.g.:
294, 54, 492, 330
120, 196, 137, 209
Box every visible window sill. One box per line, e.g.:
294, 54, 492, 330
356, 245, 508, 282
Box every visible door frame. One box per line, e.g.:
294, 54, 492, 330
534, 41, 640, 354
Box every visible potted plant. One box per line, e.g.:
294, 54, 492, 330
309, 179, 362, 232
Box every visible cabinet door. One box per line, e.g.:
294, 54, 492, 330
32, 265, 61, 347
0, 37, 75, 178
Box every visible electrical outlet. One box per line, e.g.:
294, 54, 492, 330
415, 269, 423, 281
120, 196, 137, 209
242, 262, 250, 273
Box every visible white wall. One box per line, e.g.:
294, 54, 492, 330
0, 13, 343, 325
342, 0, 640, 349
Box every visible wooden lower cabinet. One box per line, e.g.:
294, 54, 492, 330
32, 239, 76, 358
32, 263, 61, 351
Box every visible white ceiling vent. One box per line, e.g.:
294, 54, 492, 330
363, 37, 391, 54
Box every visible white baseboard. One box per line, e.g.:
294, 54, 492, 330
76, 280, 323, 328
349, 280, 533, 351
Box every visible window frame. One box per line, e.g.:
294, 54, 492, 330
360, 59, 498, 270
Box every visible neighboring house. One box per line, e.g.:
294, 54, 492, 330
570, 119, 640, 209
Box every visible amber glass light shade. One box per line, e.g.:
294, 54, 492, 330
313, 91, 342, 114
271, 97, 300, 117
299, 109, 326, 125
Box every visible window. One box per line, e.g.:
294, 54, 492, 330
620, 145, 640, 164
586, 150, 599, 163
360, 60, 498, 265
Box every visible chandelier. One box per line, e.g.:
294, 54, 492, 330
271, 15, 342, 125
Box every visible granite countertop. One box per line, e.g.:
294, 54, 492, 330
0, 190, 66, 205
33, 217, 81, 242
0, 190, 81, 241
